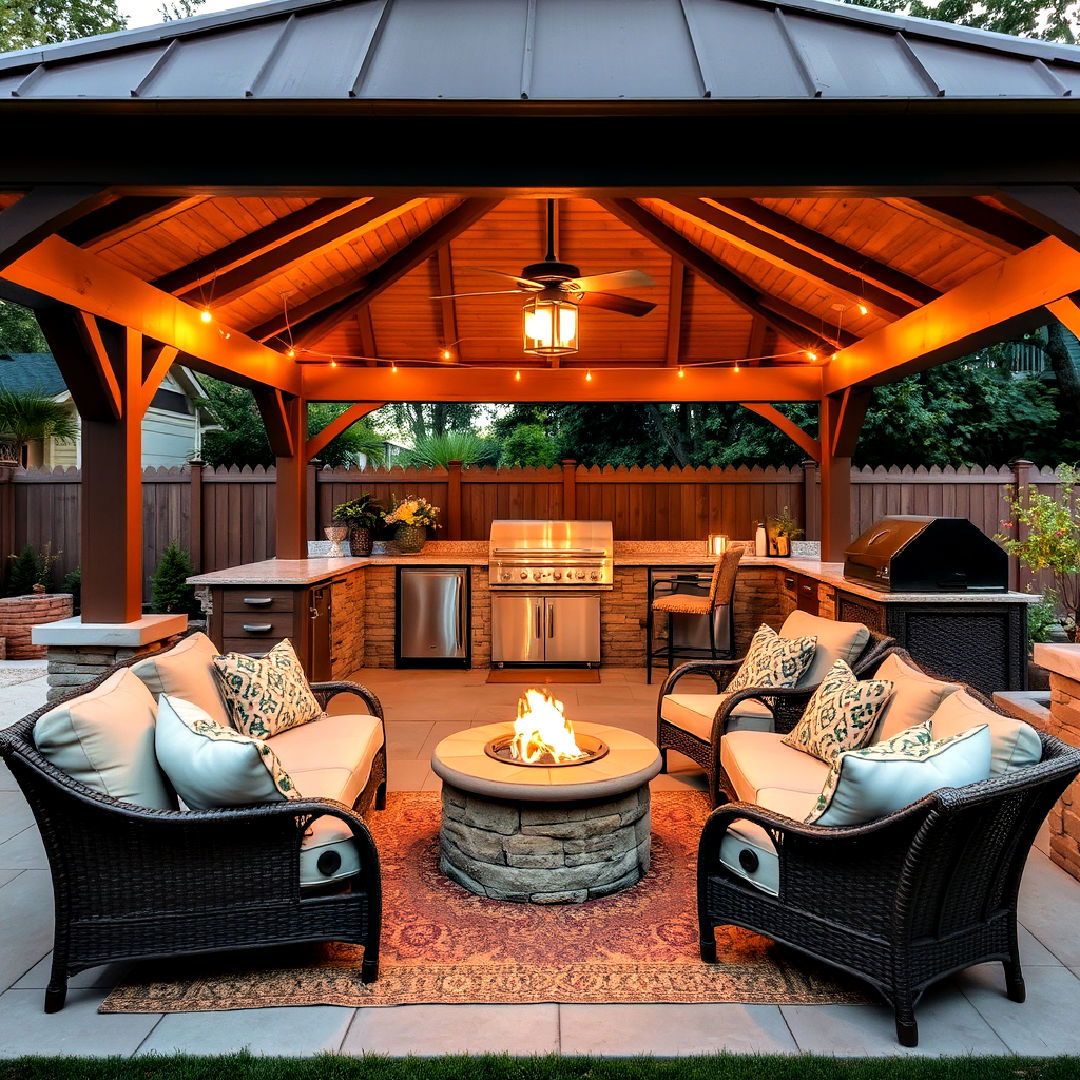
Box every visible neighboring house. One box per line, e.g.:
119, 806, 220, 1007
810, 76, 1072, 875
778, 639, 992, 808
0, 353, 217, 468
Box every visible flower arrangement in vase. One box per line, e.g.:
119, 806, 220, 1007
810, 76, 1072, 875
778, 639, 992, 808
384, 494, 440, 554
332, 494, 384, 557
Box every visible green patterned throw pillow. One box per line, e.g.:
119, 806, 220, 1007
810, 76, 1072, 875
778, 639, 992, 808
781, 659, 894, 764
212, 638, 322, 739
726, 623, 817, 693
155, 693, 301, 810
806, 721, 991, 827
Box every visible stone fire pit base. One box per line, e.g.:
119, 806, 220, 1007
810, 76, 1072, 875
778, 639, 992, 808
439, 781, 652, 903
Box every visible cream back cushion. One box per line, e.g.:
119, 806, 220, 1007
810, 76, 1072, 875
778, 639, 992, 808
132, 632, 231, 729
780, 610, 870, 687
873, 653, 962, 743
34, 668, 175, 809
931, 689, 1042, 775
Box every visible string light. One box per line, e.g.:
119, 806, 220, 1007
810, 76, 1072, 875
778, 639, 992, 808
330, 358, 337, 368
390, 362, 398, 373
831, 352, 839, 362
514, 370, 521, 381
286, 347, 296, 359
806, 350, 818, 362
199, 309, 212, 324
441, 348, 452, 361
857, 303, 869, 316
733, 361, 740, 373
585, 370, 593, 382
677, 367, 685, 378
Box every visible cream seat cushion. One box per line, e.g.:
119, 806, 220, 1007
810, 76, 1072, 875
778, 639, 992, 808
132, 632, 231, 729
267, 713, 384, 888
780, 610, 870, 688
930, 690, 1041, 775
660, 694, 775, 740
34, 669, 175, 810
719, 730, 831, 803
717, 789, 817, 896
872, 653, 961, 742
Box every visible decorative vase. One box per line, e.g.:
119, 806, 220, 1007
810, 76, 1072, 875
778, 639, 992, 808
395, 524, 427, 554
348, 526, 374, 557
775, 534, 791, 557
324, 525, 347, 558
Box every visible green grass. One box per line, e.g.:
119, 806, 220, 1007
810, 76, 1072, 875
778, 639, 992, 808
1, 1056, 1079, 1080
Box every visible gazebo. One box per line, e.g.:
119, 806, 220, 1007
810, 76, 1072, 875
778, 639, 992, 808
2, 0, 1080, 637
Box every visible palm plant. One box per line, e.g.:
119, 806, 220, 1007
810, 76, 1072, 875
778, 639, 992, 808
0, 386, 78, 465
399, 430, 500, 469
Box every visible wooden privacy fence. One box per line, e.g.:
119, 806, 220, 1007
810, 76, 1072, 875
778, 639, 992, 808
0, 459, 1064, 598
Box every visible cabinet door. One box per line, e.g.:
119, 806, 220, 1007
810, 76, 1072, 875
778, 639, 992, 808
796, 575, 819, 615
492, 595, 544, 663
308, 584, 331, 681
544, 595, 601, 663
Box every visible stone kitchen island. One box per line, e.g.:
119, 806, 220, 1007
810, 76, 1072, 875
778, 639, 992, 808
190, 540, 1037, 692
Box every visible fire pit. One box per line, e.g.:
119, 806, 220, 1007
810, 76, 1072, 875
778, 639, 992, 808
430, 689, 662, 904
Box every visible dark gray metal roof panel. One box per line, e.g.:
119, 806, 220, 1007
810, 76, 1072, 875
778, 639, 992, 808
2, 0, 1080, 102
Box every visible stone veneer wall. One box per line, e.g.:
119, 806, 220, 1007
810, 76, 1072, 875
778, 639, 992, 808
1042, 672, 1080, 882
0, 594, 73, 660
45, 633, 186, 703
330, 569, 365, 679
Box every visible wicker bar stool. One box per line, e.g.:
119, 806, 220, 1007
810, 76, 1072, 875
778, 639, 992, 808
646, 549, 742, 683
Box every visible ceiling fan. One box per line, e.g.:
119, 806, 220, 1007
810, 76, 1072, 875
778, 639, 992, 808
431, 198, 657, 318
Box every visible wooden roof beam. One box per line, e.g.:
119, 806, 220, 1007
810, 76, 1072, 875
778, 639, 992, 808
702, 197, 940, 308
598, 198, 851, 355
0, 186, 111, 270
891, 196, 1044, 255
740, 402, 820, 461
36, 308, 122, 421
665, 257, 685, 366
286, 198, 500, 350
823, 235, 1080, 396
61, 195, 201, 248
356, 305, 379, 366
435, 244, 460, 363
179, 196, 419, 306
306, 401, 384, 460
3, 234, 300, 395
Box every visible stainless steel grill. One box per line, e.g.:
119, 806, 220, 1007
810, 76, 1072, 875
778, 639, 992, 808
488, 520, 613, 591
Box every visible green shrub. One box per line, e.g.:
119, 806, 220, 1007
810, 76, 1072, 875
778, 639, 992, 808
60, 567, 81, 614
500, 423, 559, 467
6, 542, 59, 596
150, 542, 200, 616
399, 431, 500, 469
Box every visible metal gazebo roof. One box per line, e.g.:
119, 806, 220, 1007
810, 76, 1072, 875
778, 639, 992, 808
3, 0, 1080, 103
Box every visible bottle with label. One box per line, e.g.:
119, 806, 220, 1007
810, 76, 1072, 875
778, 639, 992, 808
754, 522, 768, 557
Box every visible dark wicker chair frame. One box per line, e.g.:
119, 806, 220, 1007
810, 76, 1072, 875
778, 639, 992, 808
0, 634, 387, 1013
697, 648, 1080, 1046
656, 628, 894, 805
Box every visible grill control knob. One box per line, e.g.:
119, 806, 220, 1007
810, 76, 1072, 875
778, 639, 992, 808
553, 571, 562, 581
589, 571, 599, 580
576, 570, 585, 579
501, 572, 511, 581
519, 571, 529, 580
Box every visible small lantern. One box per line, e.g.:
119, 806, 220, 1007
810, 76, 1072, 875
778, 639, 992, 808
708, 534, 729, 557
523, 294, 579, 356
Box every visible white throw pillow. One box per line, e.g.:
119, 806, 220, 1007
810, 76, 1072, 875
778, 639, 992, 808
155, 693, 301, 811
780, 610, 870, 687
132, 631, 231, 729
807, 721, 991, 827
931, 690, 1042, 775
35, 668, 175, 809
873, 652, 961, 742
727, 623, 817, 693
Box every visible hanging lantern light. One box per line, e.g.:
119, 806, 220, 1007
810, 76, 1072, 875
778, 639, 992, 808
522, 290, 579, 356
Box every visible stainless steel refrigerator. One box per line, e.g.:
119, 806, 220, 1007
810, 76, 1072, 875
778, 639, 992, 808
396, 566, 470, 668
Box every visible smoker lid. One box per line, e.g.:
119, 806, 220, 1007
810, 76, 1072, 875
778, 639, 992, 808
849, 515, 938, 558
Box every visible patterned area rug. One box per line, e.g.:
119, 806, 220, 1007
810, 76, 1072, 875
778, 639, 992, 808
101, 791, 867, 1013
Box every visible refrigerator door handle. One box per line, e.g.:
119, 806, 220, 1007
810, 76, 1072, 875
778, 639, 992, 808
547, 602, 554, 638
456, 575, 465, 650
534, 598, 542, 640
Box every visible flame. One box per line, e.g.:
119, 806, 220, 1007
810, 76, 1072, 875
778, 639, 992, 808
509, 688, 587, 764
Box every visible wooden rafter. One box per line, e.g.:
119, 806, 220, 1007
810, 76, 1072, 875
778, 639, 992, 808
665, 257, 685, 366
153, 197, 353, 295
306, 401, 384, 460
823, 235, 1080, 395
829, 386, 872, 458
253, 388, 296, 458
36, 308, 121, 421
706, 198, 939, 308
891, 197, 1043, 255
598, 198, 851, 354
740, 402, 820, 461
286, 198, 500, 350
185, 197, 418, 306
3, 234, 300, 394
435, 244, 460, 363
0, 186, 110, 269
141, 344, 179, 412
746, 314, 768, 360
61, 196, 197, 248
996, 185, 1080, 250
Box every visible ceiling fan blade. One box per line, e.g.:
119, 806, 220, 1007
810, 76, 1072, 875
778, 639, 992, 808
463, 267, 541, 289
570, 269, 654, 292
429, 290, 526, 299
575, 291, 657, 317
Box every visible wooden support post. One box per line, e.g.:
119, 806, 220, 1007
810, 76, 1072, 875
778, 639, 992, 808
1010, 457, 1034, 593
562, 459, 577, 519
446, 459, 463, 540
188, 459, 204, 573
307, 459, 319, 542
819, 395, 854, 564
801, 458, 820, 542
256, 391, 307, 559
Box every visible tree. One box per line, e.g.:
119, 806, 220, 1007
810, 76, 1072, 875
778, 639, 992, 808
499, 422, 560, 467
382, 402, 483, 443
149, 541, 199, 616
159, 0, 204, 20
0, 386, 78, 465
0, 302, 47, 353
0, 0, 125, 51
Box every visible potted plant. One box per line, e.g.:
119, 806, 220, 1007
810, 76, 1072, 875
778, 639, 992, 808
384, 494, 439, 554
333, 494, 384, 557
768, 506, 804, 558
999, 464, 1080, 641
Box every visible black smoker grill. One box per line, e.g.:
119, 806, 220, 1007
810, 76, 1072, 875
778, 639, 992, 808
844, 516, 1008, 594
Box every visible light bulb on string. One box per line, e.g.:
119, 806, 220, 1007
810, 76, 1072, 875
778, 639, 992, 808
514, 370, 521, 382
391, 362, 398, 373
330, 358, 337, 369
857, 303, 868, 316
806, 350, 818, 362
199, 309, 212, 324
585, 370, 593, 383
733, 361, 740, 373
286, 347, 296, 359
677, 367, 685, 379
441, 348, 452, 361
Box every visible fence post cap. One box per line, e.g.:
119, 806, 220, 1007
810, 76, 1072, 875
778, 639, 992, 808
1008, 458, 1035, 467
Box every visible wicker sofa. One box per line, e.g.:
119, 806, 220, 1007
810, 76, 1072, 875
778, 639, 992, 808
695, 647, 1080, 1046
0, 630, 386, 1013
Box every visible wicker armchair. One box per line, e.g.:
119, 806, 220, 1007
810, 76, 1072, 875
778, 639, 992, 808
0, 650, 387, 1013
697, 701, 1080, 1046
656, 629, 893, 805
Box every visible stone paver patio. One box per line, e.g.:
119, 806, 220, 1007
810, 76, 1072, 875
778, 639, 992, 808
2, 662, 1080, 1058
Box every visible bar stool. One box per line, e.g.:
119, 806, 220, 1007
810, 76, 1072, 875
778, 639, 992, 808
646, 549, 742, 683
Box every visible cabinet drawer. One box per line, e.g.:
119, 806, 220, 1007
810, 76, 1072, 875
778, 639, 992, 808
220, 589, 297, 614
795, 576, 819, 616
220, 637, 280, 658
222, 612, 297, 639
781, 572, 798, 597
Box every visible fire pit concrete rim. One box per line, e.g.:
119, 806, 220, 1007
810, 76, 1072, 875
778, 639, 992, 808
431, 720, 662, 803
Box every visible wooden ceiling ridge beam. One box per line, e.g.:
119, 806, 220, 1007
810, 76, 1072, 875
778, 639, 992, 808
180, 196, 419, 307
823, 235, 1080, 396
740, 401, 820, 461
3, 234, 300, 395
0, 186, 112, 270
702, 197, 940, 308
287, 197, 501, 350
306, 401, 384, 460
893, 196, 1044, 255
597, 197, 848, 356
152, 197, 355, 295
